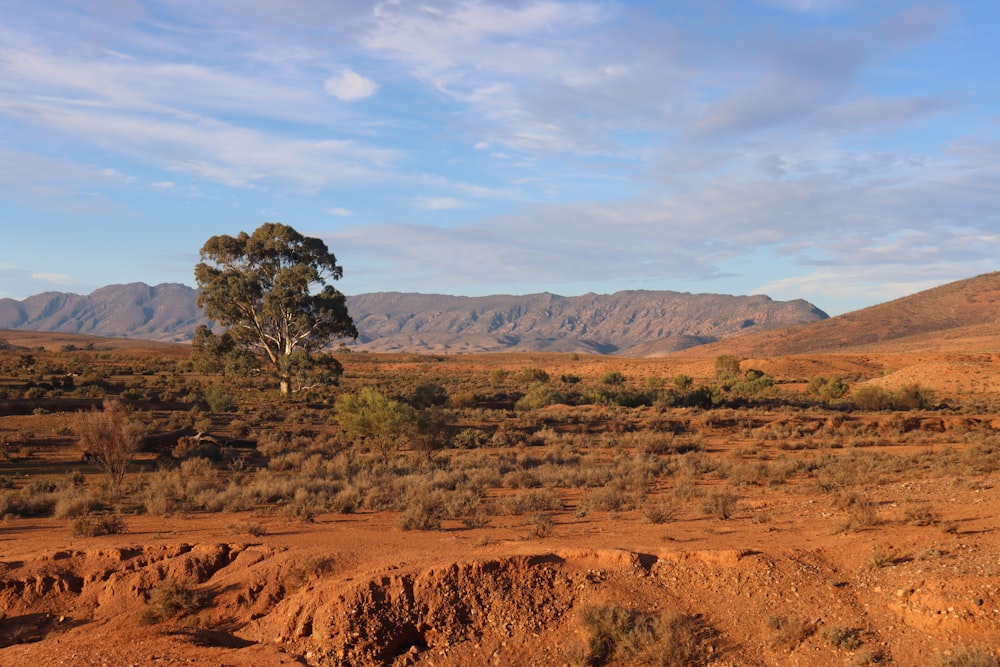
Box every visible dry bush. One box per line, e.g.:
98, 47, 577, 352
642, 497, 680, 524
823, 626, 862, 650
397, 489, 447, 530
700, 489, 739, 520
573, 605, 712, 667
766, 615, 814, 650
76, 398, 144, 498
141, 577, 207, 624
285, 556, 336, 590
53, 488, 104, 519
71, 513, 126, 537
936, 648, 1000, 667
502, 488, 564, 515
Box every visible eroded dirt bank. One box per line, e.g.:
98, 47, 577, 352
2, 487, 998, 667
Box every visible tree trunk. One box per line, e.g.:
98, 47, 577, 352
279, 377, 291, 395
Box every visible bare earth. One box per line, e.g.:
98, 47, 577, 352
2, 345, 1000, 666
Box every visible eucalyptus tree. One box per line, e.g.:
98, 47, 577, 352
195, 223, 357, 395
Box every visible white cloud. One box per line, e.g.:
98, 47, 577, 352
417, 196, 466, 210
324, 67, 378, 101
152, 181, 174, 189
30, 271, 75, 285
326, 207, 353, 216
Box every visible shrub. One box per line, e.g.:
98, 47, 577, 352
892, 383, 936, 410
412, 382, 448, 408
767, 615, 814, 650
515, 382, 566, 411
285, 556, 336, 590
599, 371, 627, 386
701, 489, 739, 520
936, 649, 1000, 667
515, 367, 550, 383
574, 605, 710, 667
529, 512, 554, 537
822, 626, 862, 650
71, 513, 127, 537
76, 398, 144, 498
397, 491, 446, 530
201, 385, 234, 412
852, 386, 892, 411
141, 578, 207, 623
336, 387, 416, 462
642, 498, 679, 524
807, 376, 850, 400
714, 354, 741, 383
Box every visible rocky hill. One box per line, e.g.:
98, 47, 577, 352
676, 271, 1000, 357
0, 283, 827, 354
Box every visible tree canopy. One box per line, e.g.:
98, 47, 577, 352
194, 222, 357, 394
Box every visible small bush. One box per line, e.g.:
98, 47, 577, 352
701, 489, 739, 520
201, 385, 234, 412
142, 578, 207, 623
936, 648, 1000, 667
574, 605, 711, 667
852, 386, 892, 411
767, 615, 813, 650
529, 512, 554, 537
71, 513, 127, 537
823, 626, 862, 650
397, 491, 446, 530
515, 382, 566, 411
285, 556, 336, 590
642, 498, 679, 524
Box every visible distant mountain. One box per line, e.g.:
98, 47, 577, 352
675, 271, 1000, 357
348, 291, 827, 354
0, 283, 205, 343
0, 283, 828, 354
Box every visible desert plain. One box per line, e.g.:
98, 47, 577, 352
1, 311, 1000, 666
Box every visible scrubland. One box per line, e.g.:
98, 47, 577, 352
1, 335, 999, 666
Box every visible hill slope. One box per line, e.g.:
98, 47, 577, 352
0, 284, 827, 353
677, 271, 1000, 357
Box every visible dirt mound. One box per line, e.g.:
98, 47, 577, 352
4, 528, 999, 666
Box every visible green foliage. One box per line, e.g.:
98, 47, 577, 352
336, 387, 416, 461
728, 369, 775, 399
514, 367, 550, 383
714, 354, 741, 383
515, 382, 566, 411
599, 371, 626, 386
807, 375, 850, 400
195, 222, 357, 394
201, 385, 234, 413
412, 382, 448, 408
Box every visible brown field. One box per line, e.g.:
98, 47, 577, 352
1, 330, 999, 666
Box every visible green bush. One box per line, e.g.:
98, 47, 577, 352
515, 382, 566, 411
201, 385, 234, 412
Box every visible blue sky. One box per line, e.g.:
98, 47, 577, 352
1, 0, 997, 315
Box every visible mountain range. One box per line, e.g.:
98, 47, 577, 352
0, 283, 827, 355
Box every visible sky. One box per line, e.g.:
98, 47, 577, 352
1, 0, 997, 315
